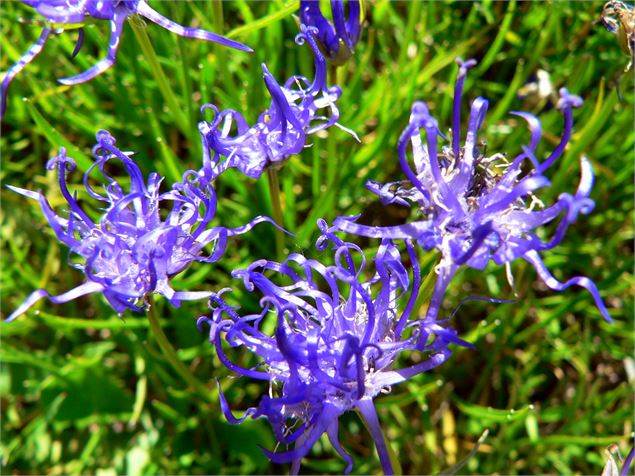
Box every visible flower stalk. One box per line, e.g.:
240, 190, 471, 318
129, 15, 191, 136
211, 0, 230, 84
147, 296, 213, 403
325, 62, 340, 192
267, 168, 286, 259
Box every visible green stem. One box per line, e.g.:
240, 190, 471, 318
211, 0, 230, 83
129, 354, 147, 427
267, 168, 286, 259
146, 297, 212, 403
311, 143, 321, 200
438, 429, 489, 475
325, 63, 340, 191
413, 251, 441, 316
321, 63, 342, 231
129, 16, 190, 136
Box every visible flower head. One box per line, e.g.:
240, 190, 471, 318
334, 59, 611, 326
299, 0, 363, 65
1, 0, 251, 118
199, 24, 350, 180
198, 220, 466, 474
7, 130, 273, 321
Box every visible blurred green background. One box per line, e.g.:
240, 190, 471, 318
1, 1, 633, 474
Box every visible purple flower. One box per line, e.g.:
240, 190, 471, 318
1, 0, 251, 118
299, 0, 363, 65
198, 24, 352, 180
334, 59, 611, 329
7, 130, 273, 321
197, 220, 467, 475
622, 447, 635, 476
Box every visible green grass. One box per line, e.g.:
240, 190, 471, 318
1, 1, 633, 474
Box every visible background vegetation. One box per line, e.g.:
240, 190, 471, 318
1, 1, 633, 474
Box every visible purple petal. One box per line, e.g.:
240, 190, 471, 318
452, 58, 477, 157
620, 447, 634, 476
537, 88, 582, 174
6, 281, 103, 322
217, 380, 257, 424
136, 0, 252, 52
379, 349, 451, 386
326, 420, 354, 475
260, 404, 342, 464
58, 11, 127, 85
333, 215, 433, 241
523, 250, 611, 322
1, 28, 52, 119
356, 398, 394, 476
71, 28, 85, 58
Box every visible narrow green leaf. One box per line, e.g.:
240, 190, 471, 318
26, 101, 92, 171
453, 397, 535, 423
226, 1, 299, 39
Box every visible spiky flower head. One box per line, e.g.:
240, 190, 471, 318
199, 24, 351, 180
7, 130, 273, 321
334, 59, 611, 328
299, 0, 363, 65
198, 220, 467, 475
1, 0, 251, 118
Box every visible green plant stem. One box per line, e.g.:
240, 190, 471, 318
211, 0, 229, 84
322, 63, 342, 228
146, 297, 212, 403
413, 251, 441, 316
312, 144, 321, 200
267, 168, 286, 259
325, 64, 340, 192
129, 16, 190, 136
325, 124, 338, 191
225, 1, 299, 40
438, 429, 489, 475
147, 298, 221, 461
475, 0, 516, 75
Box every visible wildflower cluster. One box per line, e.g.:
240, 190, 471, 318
7, 130, 274, 321
193, 57, 611, 472
5, 2, 618, 475
199, 220, 467, 474
334, 59, 612, 324
199, 24, 348, 179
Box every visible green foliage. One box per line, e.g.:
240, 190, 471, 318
1, 1, 633, 474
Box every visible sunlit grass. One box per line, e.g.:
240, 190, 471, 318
1, 1, 633, 474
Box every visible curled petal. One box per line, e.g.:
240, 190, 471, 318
260, 404, 343, 464
1, 28, 52, 118
6, 281, 103, 322
523, 250, 611, 322
59, 10, 127, 85
217, 380, 257, 424
378, 349, 451, 387
135, 0, 252, 52
333, 215, 434, 242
